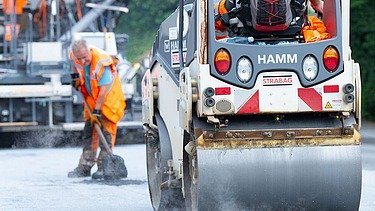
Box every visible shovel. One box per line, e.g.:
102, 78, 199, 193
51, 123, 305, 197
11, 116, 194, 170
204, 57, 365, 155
82, 98, 128, 180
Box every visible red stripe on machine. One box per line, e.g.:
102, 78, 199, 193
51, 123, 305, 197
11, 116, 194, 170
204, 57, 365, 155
298, 88, 322, 111
237, 90, 259, 114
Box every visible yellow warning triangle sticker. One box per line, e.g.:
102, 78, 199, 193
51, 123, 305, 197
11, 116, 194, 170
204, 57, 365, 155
325, 101, 333, 109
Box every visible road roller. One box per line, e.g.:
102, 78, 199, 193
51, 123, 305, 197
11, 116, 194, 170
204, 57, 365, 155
142, 0, 362, 209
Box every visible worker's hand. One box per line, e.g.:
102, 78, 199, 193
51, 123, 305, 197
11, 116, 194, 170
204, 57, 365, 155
90, 109, 102, 127
72, 79, 82, 91
70, 73, 81, 91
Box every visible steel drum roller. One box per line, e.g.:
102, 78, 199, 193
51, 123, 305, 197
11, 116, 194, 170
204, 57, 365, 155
197, 145, 361, 210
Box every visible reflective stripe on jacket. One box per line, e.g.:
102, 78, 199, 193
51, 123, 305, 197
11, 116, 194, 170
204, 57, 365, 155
70, 46, 126, 123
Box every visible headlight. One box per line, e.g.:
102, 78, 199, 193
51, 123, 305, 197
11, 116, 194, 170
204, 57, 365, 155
302, 55, 318, 81
237, 57, 252, 83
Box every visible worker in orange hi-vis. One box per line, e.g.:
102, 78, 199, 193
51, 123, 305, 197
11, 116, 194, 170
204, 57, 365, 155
2, 0, 27, 15
2, 0, 27, 41
68, 39, 126, 179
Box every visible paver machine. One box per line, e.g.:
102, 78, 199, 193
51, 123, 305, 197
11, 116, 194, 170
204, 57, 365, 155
142, 0, 362, 210
0, 0, 141, 135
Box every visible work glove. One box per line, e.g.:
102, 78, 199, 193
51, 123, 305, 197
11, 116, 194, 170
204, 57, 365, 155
90, 109, 102, 128
70, 73, 82, 91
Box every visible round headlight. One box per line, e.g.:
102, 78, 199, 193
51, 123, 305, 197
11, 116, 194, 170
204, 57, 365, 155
302, 55, 318, 81
237, 57, 252, 83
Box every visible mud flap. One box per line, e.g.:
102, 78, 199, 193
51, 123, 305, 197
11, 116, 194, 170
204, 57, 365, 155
102, 154, 128, 180
196, 145, 361, 210
179, 67, 192, 130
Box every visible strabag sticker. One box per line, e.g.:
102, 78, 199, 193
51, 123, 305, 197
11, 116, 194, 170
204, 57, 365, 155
262, 75, 293, 86
171, 51, 186, 67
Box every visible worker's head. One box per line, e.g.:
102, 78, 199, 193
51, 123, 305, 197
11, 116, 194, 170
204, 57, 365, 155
72, 39, 92, 66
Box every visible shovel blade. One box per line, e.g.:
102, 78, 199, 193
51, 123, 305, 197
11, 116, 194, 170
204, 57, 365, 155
102, 154, 128, 180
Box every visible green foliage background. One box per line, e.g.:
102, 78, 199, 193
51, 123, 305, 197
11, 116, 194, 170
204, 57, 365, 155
351, 0, 375, 120
117, 0, 375, 120
116, 0, 178, 62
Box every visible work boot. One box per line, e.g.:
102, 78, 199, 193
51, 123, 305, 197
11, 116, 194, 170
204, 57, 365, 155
92, 152, 104, 179
67, 165, 91, 178
91, 169, 104, 179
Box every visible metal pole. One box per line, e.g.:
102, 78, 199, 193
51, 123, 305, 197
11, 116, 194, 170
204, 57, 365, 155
56, 0, 61, 38
85, 3, 129, 13
28, 13, 33, 43
178, 0, 184, 70
9, 98, 14, 122
32, 99, 36, 122
48, 99, 53, 127
27, 13, 33, 74
49, 0, 54, 41
10, 0, 18, 69
64, 102, 73, 123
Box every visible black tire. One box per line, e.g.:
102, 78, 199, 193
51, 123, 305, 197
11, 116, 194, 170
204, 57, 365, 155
145, 113, 184, 210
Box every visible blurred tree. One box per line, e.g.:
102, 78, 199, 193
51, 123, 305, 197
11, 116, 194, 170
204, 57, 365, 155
351, 0, 375, 120
116, 0, 178, 62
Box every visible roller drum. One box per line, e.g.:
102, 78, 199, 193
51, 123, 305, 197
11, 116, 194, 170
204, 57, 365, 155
197, 145, 361, 210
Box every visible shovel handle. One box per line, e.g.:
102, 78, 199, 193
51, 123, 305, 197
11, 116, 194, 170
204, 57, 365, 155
94, 123, 113, 155
82, 98, 113, 155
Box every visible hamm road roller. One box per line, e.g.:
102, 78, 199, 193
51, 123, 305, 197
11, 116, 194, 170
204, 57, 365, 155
142, 0, 362, 210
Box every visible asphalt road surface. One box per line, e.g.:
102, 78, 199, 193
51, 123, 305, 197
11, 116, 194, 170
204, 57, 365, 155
0, 121, 374, 210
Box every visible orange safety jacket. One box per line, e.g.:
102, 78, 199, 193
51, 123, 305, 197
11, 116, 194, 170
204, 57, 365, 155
70, 46, 126, 123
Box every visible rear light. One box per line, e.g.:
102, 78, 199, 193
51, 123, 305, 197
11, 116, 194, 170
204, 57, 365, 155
323, 85, 339, 93
215, 87, 231, 95
214, 48, 231, 75
302, 55, 318, 81
323, 46, 339, 72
